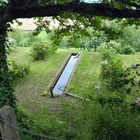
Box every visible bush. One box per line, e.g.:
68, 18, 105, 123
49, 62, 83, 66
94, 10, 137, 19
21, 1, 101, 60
98, 49, 140, 104
98, 40, 135, 55
97, 41, 122, 54
97, 93, 124, 106
91, 105, 140, 140
10, 61, 30, 80
122, 45, 135, 54
101, 58, 124, 91
99, 48, 125, 91
31, 40, 49, 60
8, 29, 35, 47
87, 37, 103, 51
31, 31, 57, 60
90, 49, 140, 139
122, 26, 140, 52
100, 53, 140, 95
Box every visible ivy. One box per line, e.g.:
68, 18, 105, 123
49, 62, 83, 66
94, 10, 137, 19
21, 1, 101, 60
0, 25, 16, 109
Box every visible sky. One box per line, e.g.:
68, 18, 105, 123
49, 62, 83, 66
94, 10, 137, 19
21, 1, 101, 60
12, 18, 60, 31
81, 0, 100, 3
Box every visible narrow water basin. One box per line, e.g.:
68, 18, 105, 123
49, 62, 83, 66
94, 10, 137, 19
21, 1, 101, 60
52, 53, 80, 96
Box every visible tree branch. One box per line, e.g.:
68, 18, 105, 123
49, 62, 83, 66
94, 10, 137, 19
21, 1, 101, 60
0, 4, 13, 29
116, 0, 140, 9
55, 16, 70, 28
11, 2, 140, 18
0, 1, 140, 30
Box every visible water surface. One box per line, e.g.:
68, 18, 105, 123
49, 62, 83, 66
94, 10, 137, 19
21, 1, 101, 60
53, 54, 80, 96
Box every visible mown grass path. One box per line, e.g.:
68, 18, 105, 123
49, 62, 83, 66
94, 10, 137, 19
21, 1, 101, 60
8, 48, 140, 139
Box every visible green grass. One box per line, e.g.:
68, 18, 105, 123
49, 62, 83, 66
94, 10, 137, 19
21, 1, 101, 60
8, 48, 140, 139
8, 47, 31, 64
9, 47, 91, 139
68, 52, 140, 98
9, 48, 73, 111
119, 52, 140, 66
67, 51, 102, 98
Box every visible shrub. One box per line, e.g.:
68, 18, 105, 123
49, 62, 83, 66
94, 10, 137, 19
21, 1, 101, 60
91, 105, 140, 140
99, 48, 140, 96
97, 93, 124, 106
31, 40, 49, 60
10, 61, 30, 80
86, 37, 103, 51
90, 49, 140, 139
122, 45, 135, 54
101, 59, 124, 91
122, 26, 140, 52
98, 40, 135, 55
8, 29, 35, 47
97, 41, 122, 54
100, 49, 125, 91
31, 31, 57, 60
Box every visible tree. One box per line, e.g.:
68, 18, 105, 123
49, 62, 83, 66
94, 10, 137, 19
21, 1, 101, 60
0, 0, 140, 30
0, 0, 139, 108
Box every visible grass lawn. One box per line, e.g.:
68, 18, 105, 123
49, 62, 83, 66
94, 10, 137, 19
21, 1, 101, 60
9, 47, 92, 139
67, 51, 102, 98
9, 47, 77, 110
68, 52, 140, 97
120, 52, 140, 66
8, 48, 140, 139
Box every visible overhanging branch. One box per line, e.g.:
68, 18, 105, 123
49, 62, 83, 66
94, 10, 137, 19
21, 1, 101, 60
116, 0, 140, 9
12, 2, 140, 19
0, 1, 140, 30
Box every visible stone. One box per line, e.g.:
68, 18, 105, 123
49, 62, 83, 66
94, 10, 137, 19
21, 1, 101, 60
0, 106, 20, 140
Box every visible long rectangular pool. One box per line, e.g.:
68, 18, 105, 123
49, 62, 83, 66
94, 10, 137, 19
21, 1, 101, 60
52, 53, 80, 96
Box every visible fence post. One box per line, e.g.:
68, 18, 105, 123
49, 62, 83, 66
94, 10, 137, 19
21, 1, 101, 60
0, 106, 20, 140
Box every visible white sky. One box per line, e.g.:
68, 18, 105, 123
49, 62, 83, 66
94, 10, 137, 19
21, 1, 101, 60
81, 0, 100, 3
12, 18, 60, 30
